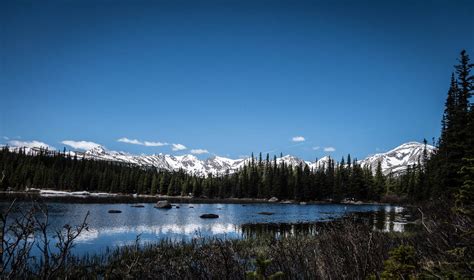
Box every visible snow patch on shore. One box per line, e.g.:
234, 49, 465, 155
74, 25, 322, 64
34, 189, 117, 197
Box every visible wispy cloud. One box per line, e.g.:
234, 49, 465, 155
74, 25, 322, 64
190, 149, 209, 154
312, 146, 320, 150
324, 147, 336, 152
292, 136, 305, 142
117, 138, 142, 145
8, 140, 55, 150
172, 143, 187, 151
2, 136, 9, 140
117, 137, 168, 147
61, 140, 101, 150
143, 141, 168, 147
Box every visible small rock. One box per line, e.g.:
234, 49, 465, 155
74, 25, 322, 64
280, 200, 292, 204
108, 210, 122, 214
200, 213, 219, 219
155, 200, 172, 209
299, 202, 307, 205
131, 205, 145, 208
268, 197, 279, 202
257, 212, 274, 215
189, 206, 194, 208
176, 206, 180, 208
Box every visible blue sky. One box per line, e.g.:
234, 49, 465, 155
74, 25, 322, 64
1, 0, 473, 161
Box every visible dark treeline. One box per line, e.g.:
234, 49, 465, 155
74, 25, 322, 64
426, 50, 474, 211
1, 50, 473, 205
0, 146, 427, 202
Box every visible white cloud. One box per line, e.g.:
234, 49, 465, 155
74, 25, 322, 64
61, 140, 101, 151
190, 149, 209, 154
118, 137, 168, 147
172, 143, 187, 151
292, 136, 305, 142
324, 147, 336, 152
117, 138, 142, 145
312, 146, 320, 150
143, 141, 168, 147
2, 136, 9, 140
8, 140, 55, 150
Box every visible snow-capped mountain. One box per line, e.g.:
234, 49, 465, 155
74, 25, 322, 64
5, 141, 435, 177
77, 147, 247, 176
358, 142, 436, 175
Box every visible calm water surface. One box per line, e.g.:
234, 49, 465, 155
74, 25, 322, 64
0, 202, 408, 256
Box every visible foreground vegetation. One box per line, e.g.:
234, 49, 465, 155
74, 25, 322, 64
0, 200, 472, 279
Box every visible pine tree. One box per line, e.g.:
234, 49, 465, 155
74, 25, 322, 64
374, 161, 386, 200
151, 174, 159, 195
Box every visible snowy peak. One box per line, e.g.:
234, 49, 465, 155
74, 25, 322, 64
359, 141, 436, 175
277, 155, 306, 167
85, 145, 107, 156
5, 141, 436, 177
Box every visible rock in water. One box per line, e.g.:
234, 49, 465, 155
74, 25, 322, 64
108, 210, 122, 213
268, 197, 279, 202
155, 200, 172, 209
200, 213, 219, 219
131, 205, 145, 208
258, 212, 274, 215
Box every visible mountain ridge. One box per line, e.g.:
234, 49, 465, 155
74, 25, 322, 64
5, 141, 435, 176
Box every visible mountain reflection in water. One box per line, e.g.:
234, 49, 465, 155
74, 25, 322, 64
0, 202, 413, 256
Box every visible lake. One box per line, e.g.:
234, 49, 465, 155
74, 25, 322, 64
0, 202, 409, 256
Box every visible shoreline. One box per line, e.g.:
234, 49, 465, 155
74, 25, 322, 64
0, 190, 390, 205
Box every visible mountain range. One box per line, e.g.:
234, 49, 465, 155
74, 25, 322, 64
7, 141, 435, 177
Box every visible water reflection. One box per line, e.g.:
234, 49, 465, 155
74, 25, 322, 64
240, 206, 412, 238
0, 202, 413, 256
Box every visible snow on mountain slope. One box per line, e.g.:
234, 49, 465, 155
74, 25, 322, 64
5, 141, 435, 177
358, 142, 436, 175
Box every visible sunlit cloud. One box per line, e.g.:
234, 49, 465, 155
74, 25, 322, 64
118, 137, 168, 147
190, 149, 209, 154
117, 137, 143, 145
292, 136, 305, 142
8, 140, 55, 150
324, 147, 336, 152
172, 143, 187, 151
312, 146, 320, 150
61, 140, 101, 150
143, 141, 168, 147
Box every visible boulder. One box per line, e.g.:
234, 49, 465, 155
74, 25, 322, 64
200, 213, 219, 219
108, 210, 122, 214
268, 197, 279, 202
155, 200, 172, 209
